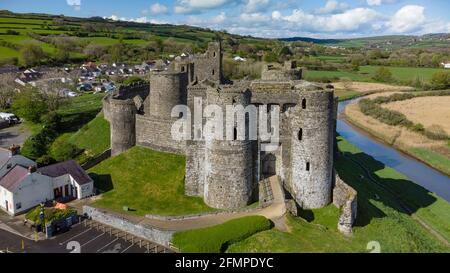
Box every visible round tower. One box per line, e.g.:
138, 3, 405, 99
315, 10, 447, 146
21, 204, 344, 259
289, 87, 334, 209
203, 85, 254, 209
110, 97, 137, 156
149, 71, 188, 119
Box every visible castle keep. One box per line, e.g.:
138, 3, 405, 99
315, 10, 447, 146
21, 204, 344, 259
103, 42, 354, 222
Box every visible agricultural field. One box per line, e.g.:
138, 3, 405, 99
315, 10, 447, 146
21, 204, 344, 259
305, 65, 446, 84
345, 92, 450, 175
383, 96, 450, 135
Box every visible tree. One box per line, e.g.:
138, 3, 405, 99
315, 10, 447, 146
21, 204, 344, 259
430, 71, 450, 90
0, 73, 16, 109
83, 43, 107, 60
20, 43, 45, 67
11, 88, 49, 123
372, 67, 393, 83
50, 138, 81, 162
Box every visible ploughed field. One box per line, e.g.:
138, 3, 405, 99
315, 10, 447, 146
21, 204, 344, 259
382, 96, 450, 136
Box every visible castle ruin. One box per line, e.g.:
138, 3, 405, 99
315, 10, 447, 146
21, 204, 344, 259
103, 42, 356, 230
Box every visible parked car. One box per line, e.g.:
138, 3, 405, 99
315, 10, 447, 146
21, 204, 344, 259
77, 83, 93, 92
0, 112, 21, 125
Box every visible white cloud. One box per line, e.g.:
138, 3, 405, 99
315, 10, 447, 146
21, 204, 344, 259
106, 15, 156, 24
243, 0, 270, 13
367, 0, 396, 6
316, 0, 349, 14
66, 0, 81, 11
240, 12, 268, 23
150, 3, 169, 15
212, 12, 227, 24
174, 0, 238, 14
386, 5, 426, 33
279, 8, 379, 32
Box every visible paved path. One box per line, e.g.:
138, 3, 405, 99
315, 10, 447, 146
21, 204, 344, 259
71, 176, 288, 232
138, 176, 287, 231
0, 124, 31, 148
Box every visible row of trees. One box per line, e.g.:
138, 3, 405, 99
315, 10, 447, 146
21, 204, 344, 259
349, 49, 450, 69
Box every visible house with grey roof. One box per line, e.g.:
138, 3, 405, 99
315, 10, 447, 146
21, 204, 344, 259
0, 147, 94, 215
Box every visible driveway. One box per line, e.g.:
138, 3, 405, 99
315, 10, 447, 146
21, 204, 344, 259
0, 124, 31, 148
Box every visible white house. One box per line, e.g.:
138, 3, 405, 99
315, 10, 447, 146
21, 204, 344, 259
441, 62, 450, 69
37, 160, 94, 200
0, 154, 94, 216
0, 166, 53, 215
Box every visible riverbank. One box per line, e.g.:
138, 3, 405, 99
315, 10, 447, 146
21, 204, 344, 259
343, 100, 450, 177
227, 137, 450, 252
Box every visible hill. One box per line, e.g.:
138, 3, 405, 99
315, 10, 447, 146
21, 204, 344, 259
281, 34, 450, 50
0, 10, 277, 66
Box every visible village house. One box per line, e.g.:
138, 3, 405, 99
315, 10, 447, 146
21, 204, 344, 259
0, 147, 94, 216
441, 62, 450, 69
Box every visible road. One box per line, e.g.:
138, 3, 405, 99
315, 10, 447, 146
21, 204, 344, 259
0, 124, 31, 148
0, 221, 156, 253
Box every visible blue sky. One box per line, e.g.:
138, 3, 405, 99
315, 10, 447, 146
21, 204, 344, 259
1, 0, 449, 38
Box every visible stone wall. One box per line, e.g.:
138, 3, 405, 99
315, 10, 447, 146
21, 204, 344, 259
289, 89, 335, 209
332, 175, 357, 235
83, 206, 174, 246
81, 149, 111, 170
136, 115, 186, 154
109, 98, 137, 156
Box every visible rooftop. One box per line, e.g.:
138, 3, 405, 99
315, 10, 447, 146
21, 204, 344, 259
38, 160, 92, 185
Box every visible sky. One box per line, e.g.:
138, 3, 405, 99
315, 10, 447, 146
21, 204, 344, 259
1, 0, 450, 38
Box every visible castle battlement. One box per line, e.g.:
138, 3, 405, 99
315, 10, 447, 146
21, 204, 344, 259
104, 42, 339, 211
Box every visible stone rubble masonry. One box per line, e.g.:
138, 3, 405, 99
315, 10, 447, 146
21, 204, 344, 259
83, 205, 174, 247
101, 42, 356, 232
333, 174, 358, 235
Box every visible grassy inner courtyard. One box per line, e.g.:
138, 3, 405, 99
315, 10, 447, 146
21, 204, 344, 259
89, 146, 214, 216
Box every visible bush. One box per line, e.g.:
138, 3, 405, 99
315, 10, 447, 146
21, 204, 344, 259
12, 88, 49, 123
21, 128, 57, 159
50, 138, 82, 162
430, 71, 450, 90
36, 155, 56, 167
123, 76, 144, 86
172, 216, 272, 253
372, 67, 393, 83
424, 125, 449, 140
41, 111, 62, 131
26, 206, 77, 225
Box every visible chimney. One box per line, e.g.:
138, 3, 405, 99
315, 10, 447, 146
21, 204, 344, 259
28, 165, 37, 174
8, 144, 20, 157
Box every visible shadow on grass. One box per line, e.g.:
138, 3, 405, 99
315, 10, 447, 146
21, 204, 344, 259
335, 137, 437, 228
90, 173, 114, 194
60, 109, 100, 134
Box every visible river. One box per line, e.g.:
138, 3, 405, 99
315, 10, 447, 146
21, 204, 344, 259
337, 99, 450, 202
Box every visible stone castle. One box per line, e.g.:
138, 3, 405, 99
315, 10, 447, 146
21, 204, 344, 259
103, 42, 356, 231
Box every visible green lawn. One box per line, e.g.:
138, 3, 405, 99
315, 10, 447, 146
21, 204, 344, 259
227, 137, 450, 253
407, 148, 450, 178
89, 146, 215, 216
172, 216, 272, 253
54, 115, 110, 164
0, 45, 19, 59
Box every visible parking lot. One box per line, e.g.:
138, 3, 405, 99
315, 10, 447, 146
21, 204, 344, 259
0, 220, 173, 253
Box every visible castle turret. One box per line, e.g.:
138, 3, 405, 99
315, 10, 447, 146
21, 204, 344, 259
193, 42, 223, 83
148, 71, 188, 119
289, 86, 335, 209
203, 85, 255, 209
110, 97, 137, 156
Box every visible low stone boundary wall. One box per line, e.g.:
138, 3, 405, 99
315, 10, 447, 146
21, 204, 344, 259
333, 175, 357, 235
83, 206, 174, 246
145, 207, 261, 221
81, 149, 112, 170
